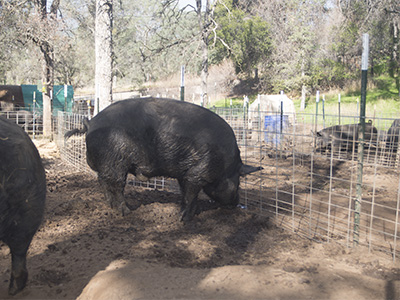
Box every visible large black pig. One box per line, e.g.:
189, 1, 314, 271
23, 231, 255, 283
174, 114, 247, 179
385, 119, 400, 154
315, 120, 378, 153
65, 97, 262, 222
0, 116, 46, 295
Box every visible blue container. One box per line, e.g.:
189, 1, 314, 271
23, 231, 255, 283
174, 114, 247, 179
264, 115, 289, 145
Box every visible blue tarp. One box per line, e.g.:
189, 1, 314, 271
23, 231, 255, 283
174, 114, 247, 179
264, 115, 289, 145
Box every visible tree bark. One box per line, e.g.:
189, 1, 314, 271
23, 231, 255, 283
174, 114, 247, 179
201, 32, 208, 107
393, 20, 400, 96
33, 0, 59, 137
95, 0, 113, 114
300, 57, 306, 110
197, 0, 209, 107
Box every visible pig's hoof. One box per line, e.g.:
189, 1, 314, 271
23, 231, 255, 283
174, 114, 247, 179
8, 273, 27, 296
8, 283, 19, 296
180, 209, 194, 223
119, 202, 132, 216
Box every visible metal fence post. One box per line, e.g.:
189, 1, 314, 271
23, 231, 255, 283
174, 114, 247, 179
354, 33, 369, 246
315, 91, 319, 129
322, 94, 325, 128
338, 94, 341, 125
280, 91, 284, 157
33, 91, 36, 139
313, 91, 320, 150
180, 65, 185, 101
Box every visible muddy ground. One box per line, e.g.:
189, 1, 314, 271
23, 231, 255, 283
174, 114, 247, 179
1, 140, 400, 299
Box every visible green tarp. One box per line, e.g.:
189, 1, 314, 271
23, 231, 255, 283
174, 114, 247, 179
53, 85, 74, 114
21, 85, 74, 115
21, 85, 42, 110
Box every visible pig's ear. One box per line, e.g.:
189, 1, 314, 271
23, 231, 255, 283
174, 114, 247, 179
240, 164, 263, 176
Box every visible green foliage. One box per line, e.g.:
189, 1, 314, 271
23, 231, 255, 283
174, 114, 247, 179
1, 0, 399, 98
308, 59, 354, 89
0, 1, 40, 83
113, 0, 201, 86
211, 1, 272, 77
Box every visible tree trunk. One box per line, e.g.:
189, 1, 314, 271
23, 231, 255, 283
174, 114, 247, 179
201, 33, 208, 107
393, 20, 400, 97
95, 0, 113, 114
300, 57, 306, 111
42, 44, 53, 137
34, 0, 57, 137
197, 0, 210, 107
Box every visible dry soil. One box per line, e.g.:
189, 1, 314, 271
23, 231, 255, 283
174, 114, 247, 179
0, 140, 400, 300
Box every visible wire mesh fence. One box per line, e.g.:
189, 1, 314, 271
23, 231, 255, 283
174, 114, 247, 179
0, 107, 44, 139
56, 106, 400, 261
56, 112, 93, 174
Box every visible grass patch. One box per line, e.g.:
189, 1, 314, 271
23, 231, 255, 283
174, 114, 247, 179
211, 75, 399, 129
294, 75, 400, 119
213, 97, 247, 108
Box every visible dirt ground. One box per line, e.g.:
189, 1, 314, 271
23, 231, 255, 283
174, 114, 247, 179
1, 140, 400, 300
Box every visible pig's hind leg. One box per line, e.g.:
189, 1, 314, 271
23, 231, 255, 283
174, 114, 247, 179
98, 170, 131, 216
6, 230, 34, 295
178, 178, 202, 223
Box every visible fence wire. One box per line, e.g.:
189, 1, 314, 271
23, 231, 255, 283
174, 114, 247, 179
0, 107, 44, 139
56, 107, 400, 261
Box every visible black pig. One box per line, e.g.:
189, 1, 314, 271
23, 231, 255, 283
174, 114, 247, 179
65, 97, 262, 222
0, 116, 46, 295
386, 119, 400, 154
315, 121, 378, 153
